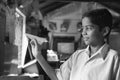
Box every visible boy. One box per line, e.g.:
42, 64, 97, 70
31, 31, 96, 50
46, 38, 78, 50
30, 8, 120, 80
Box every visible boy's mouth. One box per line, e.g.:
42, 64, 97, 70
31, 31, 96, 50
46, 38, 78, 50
83, 37, 89, 41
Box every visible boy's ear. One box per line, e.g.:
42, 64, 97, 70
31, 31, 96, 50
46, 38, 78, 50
101, 27, 110, 37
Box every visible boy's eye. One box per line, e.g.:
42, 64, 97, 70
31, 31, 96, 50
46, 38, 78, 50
82, 25, 94, 31
86, 26, 93, 30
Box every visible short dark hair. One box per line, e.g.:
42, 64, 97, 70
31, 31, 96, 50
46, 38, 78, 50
82, 8, 113, 39
82, 8, 113, 30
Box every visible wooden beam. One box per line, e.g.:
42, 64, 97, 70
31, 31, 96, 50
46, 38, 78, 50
41, 2, 70, 16
39, 0, 117, 2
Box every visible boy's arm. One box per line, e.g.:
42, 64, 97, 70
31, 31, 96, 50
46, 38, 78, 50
113, 55, 120, 80
36, 52, 58, 80
30, 39, 58, 80
116, 65, 120, 80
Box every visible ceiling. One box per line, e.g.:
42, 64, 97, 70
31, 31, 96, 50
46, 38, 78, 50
100, 2, 120, 15
19, 0, 71, 16
3, 0, 120, 27
4, 0, 120, 17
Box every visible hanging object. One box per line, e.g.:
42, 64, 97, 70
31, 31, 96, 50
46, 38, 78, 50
49, 21, 57, 31
61, 19, 70, 32
77, 22, 82, 32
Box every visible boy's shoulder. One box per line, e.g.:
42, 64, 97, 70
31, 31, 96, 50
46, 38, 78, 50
107, 48, 120, 60
75, 49, 86, 54
71, 49, 87, 58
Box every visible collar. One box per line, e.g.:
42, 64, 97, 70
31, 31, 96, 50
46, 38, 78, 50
85, 43, 109, 60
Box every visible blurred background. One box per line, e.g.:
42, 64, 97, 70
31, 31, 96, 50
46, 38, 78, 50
0, 0, 120, 80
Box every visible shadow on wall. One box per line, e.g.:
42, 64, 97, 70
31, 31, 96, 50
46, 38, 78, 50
109, 31, 120, 55
4, 44, 19, 75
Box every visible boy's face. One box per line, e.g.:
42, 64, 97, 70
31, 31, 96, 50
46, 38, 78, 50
82, 17, 104, 46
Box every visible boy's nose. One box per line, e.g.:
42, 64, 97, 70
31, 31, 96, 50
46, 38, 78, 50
82, 29, 87, 36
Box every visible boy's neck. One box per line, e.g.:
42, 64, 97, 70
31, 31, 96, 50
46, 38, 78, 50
89, 42, 105, 57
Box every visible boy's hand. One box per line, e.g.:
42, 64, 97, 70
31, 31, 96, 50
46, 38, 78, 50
30, 39, 42, 58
